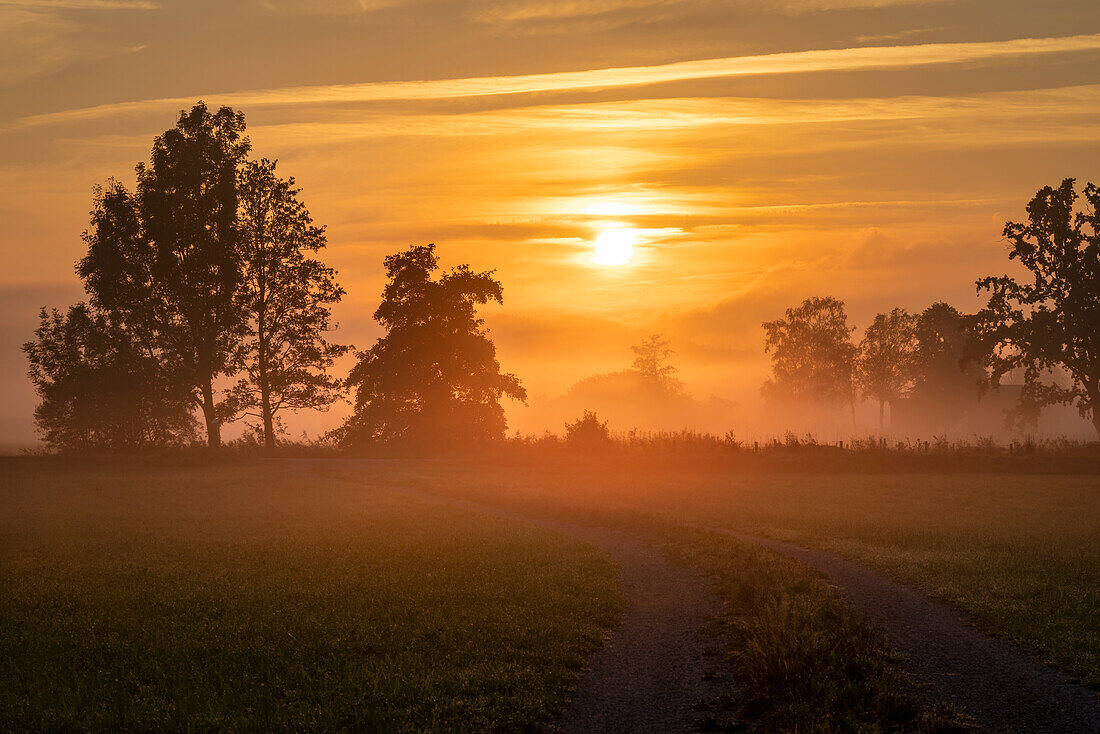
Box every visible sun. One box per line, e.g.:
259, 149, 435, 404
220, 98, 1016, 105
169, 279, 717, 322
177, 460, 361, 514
592, 228, 637, 266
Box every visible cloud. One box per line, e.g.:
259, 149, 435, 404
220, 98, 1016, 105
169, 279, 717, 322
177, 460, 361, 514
0, 1, 157, 7
250, 0, 407, 13
471, 0, 674, 22
11, 32, 1100, 130
0, 0, 154, 84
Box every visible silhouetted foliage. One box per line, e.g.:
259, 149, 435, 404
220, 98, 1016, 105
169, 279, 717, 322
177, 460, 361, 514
564, 410, 612, 448
230, 158, 350, 451
338, 244, 526, 448
22, 304, 196, 450
78, 102, 251, 448
857, 308, 918, 427
909, 302, 984, 423
631, 333, 684, 393
41, 102, 351, 452
762, 296, 857, 408
973, 178, 1100, 437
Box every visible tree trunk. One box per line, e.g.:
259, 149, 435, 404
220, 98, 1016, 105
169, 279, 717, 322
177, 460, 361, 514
261, 381, 274, 452
201, 380, 221, 448
257, 274, 275, 453
879, 400, 885, 429
1090, 381, 1100, 440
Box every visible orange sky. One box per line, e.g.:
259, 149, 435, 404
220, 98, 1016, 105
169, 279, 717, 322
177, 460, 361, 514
2, 0, 1099, 444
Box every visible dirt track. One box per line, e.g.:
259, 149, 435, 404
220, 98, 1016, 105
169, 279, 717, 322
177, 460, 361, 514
717, 528, 1100, 733
282, 461, 1099, 732
283, 461, 736, 733
391, 487, 738, 733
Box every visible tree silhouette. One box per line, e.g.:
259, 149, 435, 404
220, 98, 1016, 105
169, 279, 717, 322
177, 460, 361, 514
78, 103, 250, 448
338, 244, 526, 448
973, 178, 1100, 437
909, 302, 984, 428
564, 410, 612, 448
857, 308, 918, 427
631, 333, 684, 393
762, 296, 856, 409
230, 159, 350, 451
22, 304, 195, 450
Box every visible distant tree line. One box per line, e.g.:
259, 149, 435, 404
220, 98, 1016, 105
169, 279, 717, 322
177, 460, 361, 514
21, 101, 1100, 448
761, 179, 1099, 437
762, 298, 984, 430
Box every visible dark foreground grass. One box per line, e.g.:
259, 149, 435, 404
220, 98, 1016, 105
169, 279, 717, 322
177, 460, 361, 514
0, 460, 619, 732
361, 459, 1100, 690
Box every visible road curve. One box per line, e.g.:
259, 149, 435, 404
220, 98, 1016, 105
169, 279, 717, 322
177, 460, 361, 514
714, 528, 1100, 733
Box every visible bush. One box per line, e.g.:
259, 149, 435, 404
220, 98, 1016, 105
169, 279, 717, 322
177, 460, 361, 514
564, 411, 612, 449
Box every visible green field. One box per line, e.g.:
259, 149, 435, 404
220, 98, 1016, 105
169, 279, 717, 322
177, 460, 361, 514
3, 457, 1096, 732
0, 460, 618, 732
353, 459, 1100, 689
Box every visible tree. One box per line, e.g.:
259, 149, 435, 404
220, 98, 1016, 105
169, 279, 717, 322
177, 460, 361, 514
78, 102, 250, 448
973, 178, 1100, 437
631, 334, 684, 393
231, 159, 350, 451
338, 244, 526, 447
911, 302, 984, 413
857, 308, 918, 427
762, 296, 856, 408
22, 304, 195, 451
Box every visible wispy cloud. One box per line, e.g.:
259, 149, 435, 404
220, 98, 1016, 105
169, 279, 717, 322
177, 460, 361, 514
0, 0, 156, 84
11, 32, 1100, 130
250, 0, 406, 14
0, 1, 158, 7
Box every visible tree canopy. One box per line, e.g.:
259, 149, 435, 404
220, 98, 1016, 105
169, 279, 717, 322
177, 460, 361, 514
631, 334, 684, 393
973, 178, 1100, 437
27, 101, 348, 452
338, 244, 526, 448
231, 158, 349, 450
22, 304, 196, 450
78, 102, 250, 447
762, 296, 856, 407
857, 307, 918, 427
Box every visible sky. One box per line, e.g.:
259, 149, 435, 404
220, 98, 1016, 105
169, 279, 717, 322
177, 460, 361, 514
2, 0, 1099, 445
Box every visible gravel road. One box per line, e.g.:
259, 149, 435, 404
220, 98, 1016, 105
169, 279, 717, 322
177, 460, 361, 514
715, 528, 1100, 733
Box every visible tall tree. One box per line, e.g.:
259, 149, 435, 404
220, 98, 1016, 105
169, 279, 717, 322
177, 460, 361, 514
22, 304, 195, 451
630, 333, 684, 393
78, 103, 250, 447
338, 244, 526, 447
762, 296, 857, 408
857, 308, 918, 427
231, 159, 349, 451
911, 302, 983, 412
973, 178, 1100, 437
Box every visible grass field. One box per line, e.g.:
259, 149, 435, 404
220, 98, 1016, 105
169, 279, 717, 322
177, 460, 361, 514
4, 456, 1095, 732
353, 459, 1100, 690
0, 459, 619, 732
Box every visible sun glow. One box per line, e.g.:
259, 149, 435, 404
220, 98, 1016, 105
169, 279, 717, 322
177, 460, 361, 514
592, 228, 637, 266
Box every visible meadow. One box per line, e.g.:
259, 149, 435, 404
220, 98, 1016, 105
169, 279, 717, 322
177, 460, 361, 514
350, 457, 1100, 690
3, 454, 1097, 732
0, 459, 618, 732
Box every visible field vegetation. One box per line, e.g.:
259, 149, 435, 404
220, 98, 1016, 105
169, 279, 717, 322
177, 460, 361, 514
0, 459, 618, 732
351, 456, 1100, 690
